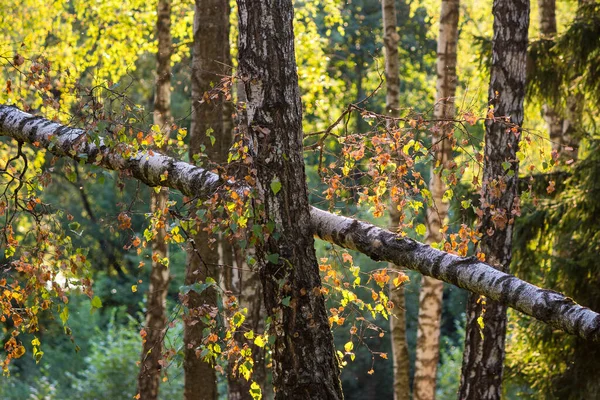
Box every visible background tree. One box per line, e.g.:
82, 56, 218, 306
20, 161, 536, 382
182, 0, 232, 398
413, 1, 460, 399
381, 1, 411, 399
137, 0, 173, 398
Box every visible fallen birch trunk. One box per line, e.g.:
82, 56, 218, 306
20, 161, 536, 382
1, 104, 599, 342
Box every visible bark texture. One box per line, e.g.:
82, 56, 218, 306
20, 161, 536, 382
137, 0, 172, 398
413, 1, 459, 399
236, 1, 343, 398
458, 0, 530, 399
1, 104, 599, 341
183, 1, 232, 399
382, 1, 410, 399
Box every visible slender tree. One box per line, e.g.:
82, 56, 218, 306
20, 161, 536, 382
236, 1, 344, 398
458, 0, 530, 398
183, 1, 232, 399
381, 1, 410, 399
413, 1, 459, 399
538, 0, 564, 154
538, 0, 581, 162
137, 0, 172, 398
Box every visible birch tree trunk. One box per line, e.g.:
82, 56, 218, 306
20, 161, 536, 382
236, 1, 343, 398
538, 0, 562, 152
458, 0, 530, 398
539, 0, 586, 162
183, 1, 232, 399
136, 1, 172, 398
381, 1, 410, 399
413, 1, 459, 399
538, 0, 576, 162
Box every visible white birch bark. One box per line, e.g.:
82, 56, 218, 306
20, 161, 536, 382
381, 1, 411, 399
1, 104, 599, 343
413, 1, 460, 399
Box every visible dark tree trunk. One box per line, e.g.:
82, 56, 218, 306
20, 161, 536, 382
137, 0, 173, 398
236, 1, 343, 399
458, 0, 530, 399
183, 1, 232, 399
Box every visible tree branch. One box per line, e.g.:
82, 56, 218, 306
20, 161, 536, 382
1, 104, 598, 342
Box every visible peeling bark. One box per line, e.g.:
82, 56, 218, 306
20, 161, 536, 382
1, 104, 599, 343
458, 0, 530, 398
381, 1, 410, 399
236, 1, 343, 398
137, 0, 172, 398
183, 1, 232, 399
413, 1, 459, 399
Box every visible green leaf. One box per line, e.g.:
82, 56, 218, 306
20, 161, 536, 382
270, 178, 282, 195
68, 221, 81, 231
90, 296, 102, 314
60, 306, 69, 325
180, 279, 216, 295
281, 296, 291, 307
266, 253, 280, 264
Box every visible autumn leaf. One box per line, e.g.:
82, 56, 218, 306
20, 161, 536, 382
393, 273, 410, 287
344, 341, 354, 352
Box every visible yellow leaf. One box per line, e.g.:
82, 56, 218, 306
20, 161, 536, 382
13, 345, 26, 359
393, 273, 410, 287
254, 335, 266, 348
